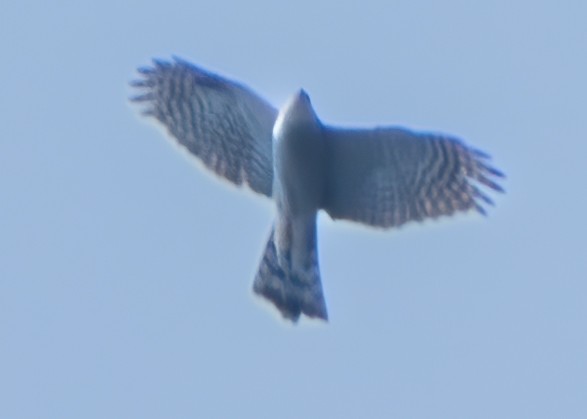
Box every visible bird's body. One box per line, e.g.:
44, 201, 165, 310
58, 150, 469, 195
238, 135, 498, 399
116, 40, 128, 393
130, 57, 504, 322
255, 90, 328, 320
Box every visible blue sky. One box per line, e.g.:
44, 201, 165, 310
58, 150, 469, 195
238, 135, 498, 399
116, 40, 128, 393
1, 1, 586, 418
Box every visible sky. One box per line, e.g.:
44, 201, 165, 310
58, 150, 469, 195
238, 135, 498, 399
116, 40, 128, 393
1, 1, 586, 418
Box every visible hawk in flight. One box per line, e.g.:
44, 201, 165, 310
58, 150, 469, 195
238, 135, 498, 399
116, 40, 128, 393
130, 57, 504, 322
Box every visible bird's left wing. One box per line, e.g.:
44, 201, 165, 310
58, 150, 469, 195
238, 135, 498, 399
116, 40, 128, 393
130, 57, 277, 197
321, 126, 505, 228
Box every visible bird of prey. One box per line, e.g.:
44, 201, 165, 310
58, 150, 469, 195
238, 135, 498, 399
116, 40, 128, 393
130, 57, 504, 323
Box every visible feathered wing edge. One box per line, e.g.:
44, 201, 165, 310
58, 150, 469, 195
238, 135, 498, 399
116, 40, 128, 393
322, 127, 505, 229
129, 57, 277, 197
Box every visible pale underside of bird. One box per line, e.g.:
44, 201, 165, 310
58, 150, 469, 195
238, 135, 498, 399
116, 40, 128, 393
130, 57, 505, 323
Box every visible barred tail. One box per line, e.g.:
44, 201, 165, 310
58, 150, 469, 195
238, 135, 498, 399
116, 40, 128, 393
253, 227, 328, 322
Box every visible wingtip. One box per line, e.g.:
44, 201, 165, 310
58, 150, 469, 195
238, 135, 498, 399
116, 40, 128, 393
475, 203, 488, 217
171, 55, 189, 65
128, 92, 154, 103
136, 65, 156, 75
129, 78, 153, 88
152, 57, 172, 69
492, 168, 506, 179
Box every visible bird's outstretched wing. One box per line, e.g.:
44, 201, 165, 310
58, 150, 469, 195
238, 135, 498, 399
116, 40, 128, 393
321, 127, 505, 228
130, 57, 277, 197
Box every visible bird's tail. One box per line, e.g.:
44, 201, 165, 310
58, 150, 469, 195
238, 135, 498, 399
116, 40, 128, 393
253, 226, 328, 322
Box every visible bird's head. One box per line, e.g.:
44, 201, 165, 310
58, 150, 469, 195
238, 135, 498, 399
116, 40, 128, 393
273, 89, 320, 139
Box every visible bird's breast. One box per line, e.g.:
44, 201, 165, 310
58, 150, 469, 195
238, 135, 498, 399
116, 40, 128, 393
273, 124, 326, 216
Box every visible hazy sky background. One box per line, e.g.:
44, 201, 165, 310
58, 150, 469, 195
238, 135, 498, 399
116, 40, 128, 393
1, 1, 586, 418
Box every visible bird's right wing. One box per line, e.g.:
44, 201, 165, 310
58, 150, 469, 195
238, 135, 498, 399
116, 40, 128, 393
321, 126, 505, 228
130, 57, 277, 197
